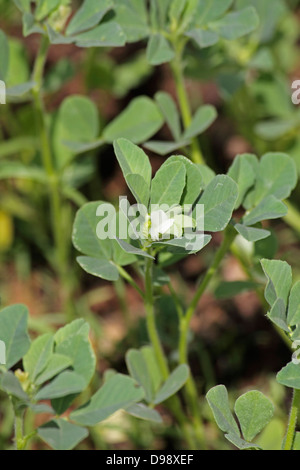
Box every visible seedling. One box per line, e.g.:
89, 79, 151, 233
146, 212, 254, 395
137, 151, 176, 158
0, 304, 189, 450
73, 140, 297, 447
207, 259, 300, 451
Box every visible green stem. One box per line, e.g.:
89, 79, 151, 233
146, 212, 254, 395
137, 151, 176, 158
179, 225, 237, 365
114, 277, 130, 325
32, 35, 73, 319
170, 39, 204, 165
176, 225, 237, 447
168, 281, 205, 447
145, 257, 169, 380
118, 266, 145, 299
144, 257, 198, 449
284, 201, 300, 237
284, 389, 300, 450
15, 412, 26, 450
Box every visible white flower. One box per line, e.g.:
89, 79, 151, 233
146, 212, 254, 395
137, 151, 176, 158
149, 210, 175, 241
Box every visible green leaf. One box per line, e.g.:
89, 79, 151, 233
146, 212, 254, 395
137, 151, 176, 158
77, 256, 119, 282
154, 0, 172, 27
114, 139, 152, 205
126, 403, 162, 423
116, 239, 154, 260
46, 25, 75, 45
236, 0, 286, 43
35, 354, 73, 386
22, 12, 44, 37
7, 81, 36, 97
53, 95, 99, 168
261, 259, 292, 308
29, 403, 54, 414
155, 92, 181, 141
72, 201, 113, 260
66, 0, 113, 36
147, 34, 175, 66
215, 281, 258, 300
256, 419, 285, 451
103, 97, 164, 144
174, 0, 196, 31
126, 349, 154, 403
55, 329, 96, 388
38, 419, 88, 451
235, 391, 274, 442
62, 139, 104, 154
127, 174, 151, 206
0, 29, 9, 80
196, 164, 216, 187
54, 319, 89, 345
153, 234, 212, 255
211, 7, 259, 40
73, 202, 136, 276
0, 304, 30, 369
0, 371, 29, 401
52, 395, 79, 416
163, 155, 203, 205
149, 0, 168, 28
0, 162, 47, 183
6, 38, 30, 88
235, 224, 270, 243
251, 153, 297, 207
267, 298, 289, 333
225, 432, 262, 450
277, 363, 300, 390
154, 365, 189, 405
255, 119, 296, 141
199, 175, 238, 232
287, 281, 300, 327
143, 140, 189, 156
13, 0, 31, 13
114, 0, 149, 43
185, 29, 219, 49
254, 230, 278, 260
206, 385, 240, 436
71, 374, 145, 426
74, 21, 126, 48
243, 196, 287, 226
183, 105, 217, 140
193, 0, 233, 25
23, 333, 54, 382
169, 0, 188, 24
141, 346, 163, 394
151, 161, 186, 206
35, 372, 86, 401
35, 0, 60, 21
227, 154, 256, 209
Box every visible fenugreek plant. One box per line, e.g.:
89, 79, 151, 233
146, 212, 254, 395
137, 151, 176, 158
73, 140, 298, 448
0, 0, 281, 322
207, 259, 300, 451
0, 303, 190, 450
1, 0, 300, 452
63, 0, 260, 164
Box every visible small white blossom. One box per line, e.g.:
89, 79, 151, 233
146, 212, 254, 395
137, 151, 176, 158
149, 210, 175, 241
